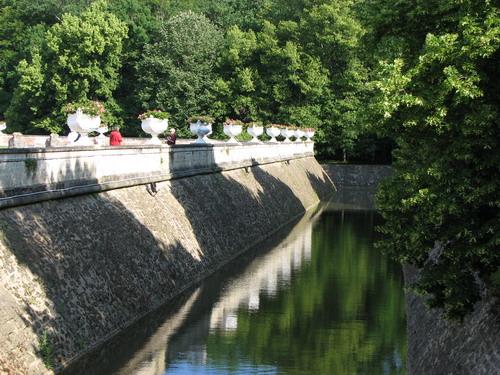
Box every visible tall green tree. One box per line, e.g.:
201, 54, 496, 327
137, 11, 223, 135
0, 0, 91, 118
215, 0, 365, 140
215, 20, 330, 126
368, 0, 500, 319
104, 0, 161, 135
300, 0, 368, 159
5, 1, 128, 133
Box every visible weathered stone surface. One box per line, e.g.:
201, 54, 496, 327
47, 134, 67, 148
321, 164, 392, 188
404, 266, 500, 374
0, 156, 333, 374
0, 285, 43, 375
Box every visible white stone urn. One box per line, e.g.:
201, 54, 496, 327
0, 122, 6, 134
67, 109, 101, 145
223, 124, 242, 144
190, 121, 212, 144
96, 126, 109, 146
67, 131, 79, 143
247, 125, 264, 143
141, 117, 168, 145
266, 126, 281, 143
280, 128, 293, 143
305, 129, 315, 142
294, 129, 305, 142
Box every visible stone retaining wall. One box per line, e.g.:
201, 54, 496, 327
0, 155, 333, 374
404, 267, 500, 374
321, 164, 392, 189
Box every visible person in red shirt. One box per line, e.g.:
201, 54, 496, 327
109, 126, 123, 146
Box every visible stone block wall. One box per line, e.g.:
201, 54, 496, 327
404, 267, 500, 374
321, 164, 392, 189
0, 155, 333, 374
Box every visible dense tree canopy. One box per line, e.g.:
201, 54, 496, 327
216, 21, 330, 125
5, 1, 127, 133
367, 0, 500, 319
0, 0, 92, 116
137, 11, 223, 135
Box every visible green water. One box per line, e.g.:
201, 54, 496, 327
64, 203, 407, 374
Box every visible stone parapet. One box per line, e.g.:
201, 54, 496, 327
0, 142, 314, 208
0, 133, 181, 148
0, 134, 12, 148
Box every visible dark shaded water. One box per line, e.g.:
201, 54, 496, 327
65, 200, 407, 375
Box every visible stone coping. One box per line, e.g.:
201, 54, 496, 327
0, 141, 308, 155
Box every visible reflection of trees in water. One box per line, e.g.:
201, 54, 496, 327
205, 210, 407, 374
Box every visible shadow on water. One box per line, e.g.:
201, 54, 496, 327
0, 145, 332, 371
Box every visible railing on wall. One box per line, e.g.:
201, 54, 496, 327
0, 132, 156, 148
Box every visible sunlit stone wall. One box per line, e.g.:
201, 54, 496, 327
0, 142, 314, 209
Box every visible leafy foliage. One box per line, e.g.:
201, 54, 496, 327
5, 1, 127, 133
215, 0, 366, 155
64, 100, 105, 117
0, 0, 90, 117
161, 0, 266, 30
216, 21, 329, 125
136, 11, 223, 137
369, 0, 500, 319
138, 110, 169, 120
104, 0, 161, 135
39, 330, 54, 370
188, 115, 215, 124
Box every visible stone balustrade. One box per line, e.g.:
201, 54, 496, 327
0, 142, 314, 208
0, 132, 158, 148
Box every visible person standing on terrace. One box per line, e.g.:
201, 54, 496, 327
109, 126, 123, 146
166, 128, 177, 145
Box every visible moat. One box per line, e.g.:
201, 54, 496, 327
64, 196, 407, 375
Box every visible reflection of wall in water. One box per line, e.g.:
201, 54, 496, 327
208, 217, 314, 332
84, 212, 318, 375
113, 289, 201, 375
